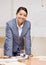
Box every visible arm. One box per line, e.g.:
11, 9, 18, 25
25, 23, 31, 55
4, 23, 13, 56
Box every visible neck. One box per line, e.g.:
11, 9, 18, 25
18, 21, 23, 27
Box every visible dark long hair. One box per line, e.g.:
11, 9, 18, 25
16, 7, 28, 15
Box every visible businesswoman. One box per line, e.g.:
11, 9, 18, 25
4, 7, 31, 59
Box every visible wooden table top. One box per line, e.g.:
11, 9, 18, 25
0, 56, 46, 65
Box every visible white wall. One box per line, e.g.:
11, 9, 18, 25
0, 0, 12, 36
31, 0, 46, 37
0, 0, 12, 27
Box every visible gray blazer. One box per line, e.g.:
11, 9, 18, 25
4, 18, 31, 56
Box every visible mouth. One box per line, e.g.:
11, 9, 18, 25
19, 18, 24, 20
18, 19, 24, 23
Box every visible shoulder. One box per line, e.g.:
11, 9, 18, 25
6, 18, 16, 27
25, 20, 31, 28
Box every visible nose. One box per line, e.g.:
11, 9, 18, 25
21, 15, 24, 19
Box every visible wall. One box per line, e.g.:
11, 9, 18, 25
0, 0, 12, 36
31, 0, 46, 37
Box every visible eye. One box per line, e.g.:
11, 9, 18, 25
24, 15, 27, 17
19, 13, 27, 17
19, 14, 22, 15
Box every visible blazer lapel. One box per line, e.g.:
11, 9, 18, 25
21, 21, 27, 36
13, 19, 19, 37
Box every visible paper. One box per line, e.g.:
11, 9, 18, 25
0, 57, 26, 65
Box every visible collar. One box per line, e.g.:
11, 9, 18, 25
16, 18, 23, 28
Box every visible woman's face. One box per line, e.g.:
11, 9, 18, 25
16, 10, 27, 25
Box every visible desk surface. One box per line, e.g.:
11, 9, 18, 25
31, 57, 46, 65
0, 56, 46, 65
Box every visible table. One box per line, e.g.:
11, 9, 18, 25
0, 56, 46, 65
31, 56, 46, 65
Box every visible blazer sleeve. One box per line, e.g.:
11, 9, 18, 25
4, 23, 13, 56
25, 23, 31, 55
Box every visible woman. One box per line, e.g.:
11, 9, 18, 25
4, 7, 31, 59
